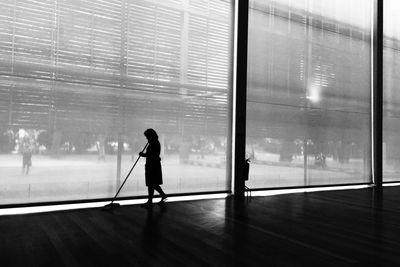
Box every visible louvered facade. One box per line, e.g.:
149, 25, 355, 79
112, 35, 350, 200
0, 0, 233, 204
0, 0, 232, 137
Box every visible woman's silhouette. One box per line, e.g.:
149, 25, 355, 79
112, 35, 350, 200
139, 129, 167, 208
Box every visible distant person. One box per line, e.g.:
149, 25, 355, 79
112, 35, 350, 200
97, 136, 106, 162
315, 153, 326, 169
139, 129, 167, 208
22, 143, 32, 175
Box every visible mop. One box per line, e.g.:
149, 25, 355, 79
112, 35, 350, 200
103, 142, 149, 211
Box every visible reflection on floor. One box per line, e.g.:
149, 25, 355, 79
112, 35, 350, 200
0, 186, 399, 266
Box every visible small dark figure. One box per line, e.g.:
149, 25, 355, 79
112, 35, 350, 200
139, 129, 167, 208
97, 136, 106, 162
22, 143, 32, 175
315, 153, 326, 169
243, 158, 250, 181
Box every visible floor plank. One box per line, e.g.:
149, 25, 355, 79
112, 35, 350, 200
1, 186, 400, 266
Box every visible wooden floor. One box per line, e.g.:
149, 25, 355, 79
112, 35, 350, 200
1, 186, 400, 267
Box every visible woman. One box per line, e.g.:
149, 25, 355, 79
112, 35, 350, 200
139, 129, 167, 208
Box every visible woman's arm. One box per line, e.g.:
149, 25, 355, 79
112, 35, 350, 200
139, 142, 160, 158
143, 142, 160, 158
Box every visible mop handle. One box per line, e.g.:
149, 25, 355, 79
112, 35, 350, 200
110, 142, 149, 203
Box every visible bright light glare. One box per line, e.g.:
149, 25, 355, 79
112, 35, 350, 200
307, 85, 321, 103
250, 184, 373, 197
383, 182, 400, 187
0, 194, 229, 216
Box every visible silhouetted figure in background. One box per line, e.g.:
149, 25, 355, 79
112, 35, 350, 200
315, 153, 326, 169
22, 143, 32, 175
97, 135, 106, 162
140, 129, 167, 208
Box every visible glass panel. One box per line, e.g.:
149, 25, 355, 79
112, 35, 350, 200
0, 0, 233, 205
383, 0, 400, 182
246, 0, 372, 188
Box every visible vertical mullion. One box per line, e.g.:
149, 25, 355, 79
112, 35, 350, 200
227, 0, 235, 192
373, 0, 383, 188
232, 0, 249, 198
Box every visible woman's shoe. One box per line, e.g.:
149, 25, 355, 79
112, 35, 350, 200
159, 195, 168, 204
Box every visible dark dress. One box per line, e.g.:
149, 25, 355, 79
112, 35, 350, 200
143, 140, 163, 186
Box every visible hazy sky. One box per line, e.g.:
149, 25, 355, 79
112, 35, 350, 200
385, 0, 400, 38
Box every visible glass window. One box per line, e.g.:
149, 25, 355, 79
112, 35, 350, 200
0, 0, 233, 204
246, 0, 372, 188
383, 0, 400, 182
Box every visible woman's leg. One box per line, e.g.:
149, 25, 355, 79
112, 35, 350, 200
154, 185, 167, 200
148, 186, 155, 203
141, 186, 154, 208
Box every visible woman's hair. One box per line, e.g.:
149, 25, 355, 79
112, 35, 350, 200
144, 128, 158, 140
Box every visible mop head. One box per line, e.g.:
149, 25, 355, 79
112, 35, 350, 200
102, 202, 120, 211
